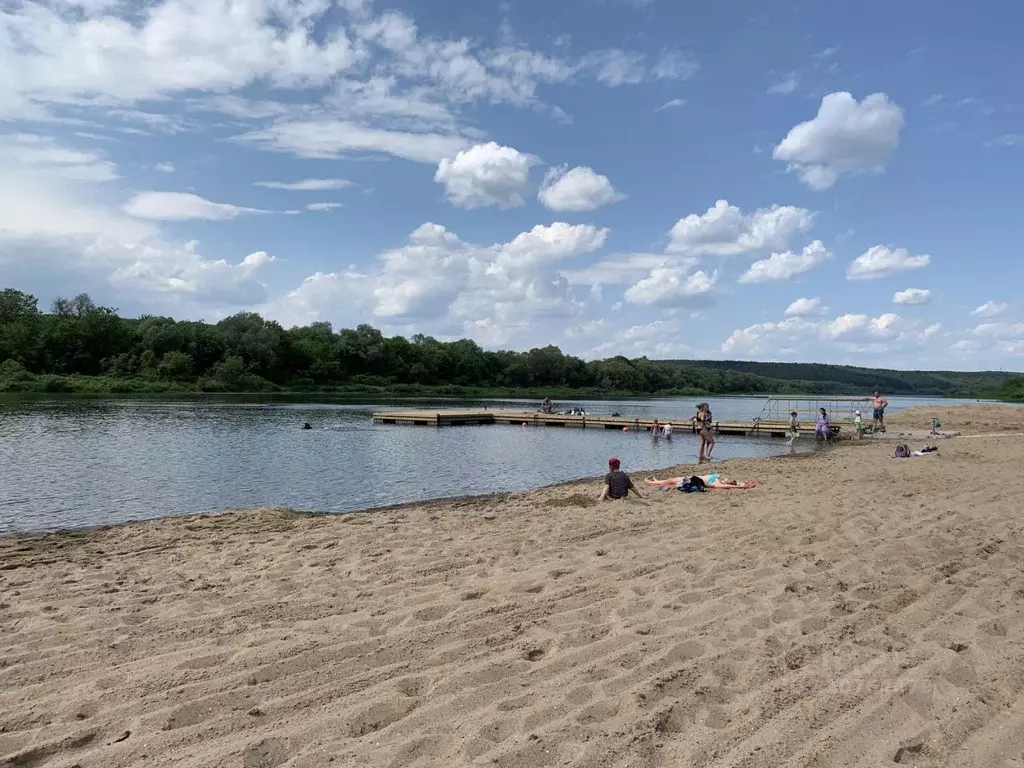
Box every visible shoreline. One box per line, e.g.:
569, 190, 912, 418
1, 447, 817, 541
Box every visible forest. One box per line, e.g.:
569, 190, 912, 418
1, 288, 1020, 398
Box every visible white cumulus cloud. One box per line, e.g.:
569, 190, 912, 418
259, 221, 606, 343
496, 223, 609, 270
821, 313, 870, 339
667, 199, 814, 257
722, 316, 817, 354
623, 268, 718, 307
538, 165, 625, 212
784, 297, 828, 317
738, 240, 830, 284
893, 288, 931, 305
847, 245, 931, 280
774, 92, 904, 190
106, 242, 276, 305
435, 142, 536, 209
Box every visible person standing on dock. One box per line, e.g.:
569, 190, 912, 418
872, 391, 888, 433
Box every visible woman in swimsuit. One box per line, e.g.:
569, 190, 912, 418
689, 404, 708, 462
645, 474, 757, 490
700, 403, 715, 461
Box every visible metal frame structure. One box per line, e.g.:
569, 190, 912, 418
758, 396, 871, 425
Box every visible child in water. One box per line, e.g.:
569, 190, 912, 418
786, 410, 799, 446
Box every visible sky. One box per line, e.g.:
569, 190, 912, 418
1, 0, 1022, 371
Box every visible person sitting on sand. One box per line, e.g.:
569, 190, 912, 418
599, 457, 643, 501
645, 474, 757, 490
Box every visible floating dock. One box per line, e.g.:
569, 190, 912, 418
371, 409, 848, 438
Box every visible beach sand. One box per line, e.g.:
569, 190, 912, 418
887, 403, 1024, 437
2, 406, 1024, 768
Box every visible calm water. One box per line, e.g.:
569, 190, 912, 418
0, 394, 979, 534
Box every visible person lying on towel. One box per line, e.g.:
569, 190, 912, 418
645, 474, 757, 490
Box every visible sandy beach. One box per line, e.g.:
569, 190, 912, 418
2, 404, 1024, 768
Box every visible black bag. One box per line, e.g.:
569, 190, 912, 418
678, 475, 706, 493
895, 444, 910, 458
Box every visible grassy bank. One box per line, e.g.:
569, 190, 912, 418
0, 371, 714, 399
3, 368, 1022, 402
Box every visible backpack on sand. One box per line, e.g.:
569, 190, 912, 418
894, 444, 910, 458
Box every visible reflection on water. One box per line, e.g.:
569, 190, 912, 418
0, 393, 976, 534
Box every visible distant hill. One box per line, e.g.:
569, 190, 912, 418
662, 360, 1021, 398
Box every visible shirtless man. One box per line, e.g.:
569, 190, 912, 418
872, 391, 888, 433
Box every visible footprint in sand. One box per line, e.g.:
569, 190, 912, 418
2, 729, 98, 768
394, 676, 430, 697
497, 693, 535, 712
346, 698, 417, 737
412, 605, 452, 622
577, 699, 620, 725
242, 737, 290, 768
177, 652, 232, 670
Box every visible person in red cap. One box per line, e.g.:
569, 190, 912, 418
599, 457, 643, 501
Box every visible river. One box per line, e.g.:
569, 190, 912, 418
0, 394, 975, 534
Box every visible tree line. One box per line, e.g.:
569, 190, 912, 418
0, 287, 1018, 397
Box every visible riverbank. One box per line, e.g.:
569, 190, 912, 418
2, 407, 1024, 767
0, 370, 1012, 401
1, 372, 705, 398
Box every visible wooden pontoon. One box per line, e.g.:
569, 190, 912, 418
371, 409, 849, 438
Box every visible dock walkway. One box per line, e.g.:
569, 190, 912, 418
371, 409, 845, 438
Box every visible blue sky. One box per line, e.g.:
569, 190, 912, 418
1, 0, 1022, 370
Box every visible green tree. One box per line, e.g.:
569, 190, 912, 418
0, 282, 1020, 396
157, 351, 194, 380
212, 355, 247, 386
0, 289, 39, 323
